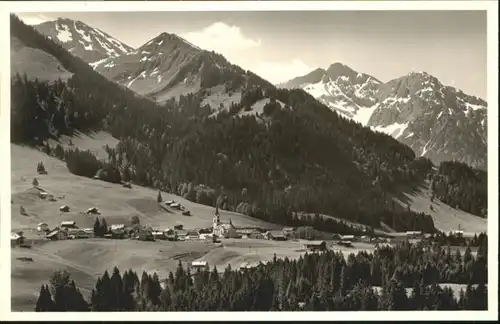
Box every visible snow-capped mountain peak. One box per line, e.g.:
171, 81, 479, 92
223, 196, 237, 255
280, 64, 487, 170
34, 18, 134, 63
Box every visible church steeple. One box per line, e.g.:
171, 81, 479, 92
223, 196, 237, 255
213, 204, 220, 229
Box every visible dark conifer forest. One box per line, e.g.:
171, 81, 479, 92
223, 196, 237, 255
35, 238, 488, 311
431, 161, 487, 218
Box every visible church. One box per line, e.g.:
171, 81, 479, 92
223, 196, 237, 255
212, 205, 238, 238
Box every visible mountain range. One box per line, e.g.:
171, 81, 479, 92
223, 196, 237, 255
13, 14, 449, 234
31, 18, 487, 170
279, 65, 487, 170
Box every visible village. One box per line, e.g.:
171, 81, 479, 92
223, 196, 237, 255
11, 162, 470, 273
11, 189, 442, 272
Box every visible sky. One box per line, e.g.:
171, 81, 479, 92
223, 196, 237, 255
17, 10, 487, 99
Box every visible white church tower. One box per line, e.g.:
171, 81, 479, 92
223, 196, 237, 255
213, 204, 220, 230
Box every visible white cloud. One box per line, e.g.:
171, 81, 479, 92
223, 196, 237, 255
180, 22, 261, 53
252, 59, 313, 85
17, 13, 52, 26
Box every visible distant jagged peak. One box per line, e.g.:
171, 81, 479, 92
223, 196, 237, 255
139, 32, 203, 53
326, 62, 382, 85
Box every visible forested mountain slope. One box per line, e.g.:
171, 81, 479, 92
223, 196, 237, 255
11, 14, 436, 232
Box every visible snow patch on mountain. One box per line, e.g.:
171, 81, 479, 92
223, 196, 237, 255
55, 23, 72, 43
373, 122, 409, 139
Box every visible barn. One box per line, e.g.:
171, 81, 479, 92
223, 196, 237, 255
304, 240, 327, 252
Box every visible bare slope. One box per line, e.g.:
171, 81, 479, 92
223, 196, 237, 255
11, 142, 279, 233
11, 36, 73, 82
393, 181, 487, 234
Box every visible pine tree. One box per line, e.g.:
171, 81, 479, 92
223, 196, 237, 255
35, 284, 55, 311
93, 217, 101, 237
157, 190, 163, 203
32, 177, 39, 187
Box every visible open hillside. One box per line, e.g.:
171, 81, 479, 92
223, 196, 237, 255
12, 14, 450, 235
11, 36, 73, 83
11, 143, 278, 233
393, 181, 487, 234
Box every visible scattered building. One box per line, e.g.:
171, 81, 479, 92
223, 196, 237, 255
110, 224, 125, 231
39, 191, 48, 199
186, 230, 200, 240
69, 229, 91, 239
182, 210, 191, 216
282, 227, 296, 237
212, 205, 239, 238
152, 231, 166, 240
164, 228, 177, 241
191, 261, 209, 271
11, 232, 24, 247
82, 228, 95, 237
59, 205, 70, 212
37, 222, 49, 232
165, 200, 175, 205
304, 240, 327, 252
266, 231, 287, 241
136, 231, 155, 241
47, 229, 67, 241
200, 233, 214, 240
340, 235, 354, 241
86, 207, 100, 215
170, 203, 181, 210
60, 221, 77, 229
176, 229, 188, 241
109, 229, 126, 239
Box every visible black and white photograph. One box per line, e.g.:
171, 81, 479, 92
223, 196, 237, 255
1, 0, 498, 320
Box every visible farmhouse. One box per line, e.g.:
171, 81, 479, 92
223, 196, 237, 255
47, 229, 67, 241
304, 240, 327, 252
37, 222, 49, 232
282, 227, 296, 237
340, 235, 354, 241
59, 205, 70, 212
186, 230, 200, 240
110, 224, 125, 231
136, 231, 154, 241
191, 261, 209, 271
176, 229, 188, 241
69, 230, 91, 239
82, 228, 95, 237
86, 207, 100, 214
200, 233, 214, 240
212, 206, 239, 238
11, 232, 24, 247
170, 203, 181, 210
152, 231, 166, 240
107, 229, 126, 239
60, 221, 77, 229
266, 231, 287, 241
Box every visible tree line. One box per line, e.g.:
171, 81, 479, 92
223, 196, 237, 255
431, 161, 487, 218
35, 239, 487, 311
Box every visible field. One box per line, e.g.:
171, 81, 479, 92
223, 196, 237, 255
11, 236, 380, 311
